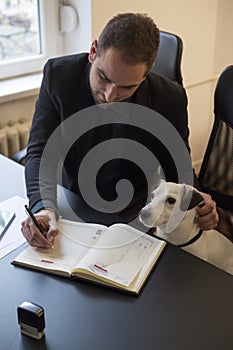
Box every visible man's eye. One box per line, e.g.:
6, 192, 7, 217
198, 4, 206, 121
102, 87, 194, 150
98, 72, 108, 81
166, 197, 176, 204
122, 85, 134, 90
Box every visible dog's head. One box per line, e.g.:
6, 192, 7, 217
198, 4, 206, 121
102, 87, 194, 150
139, 180, 204, 233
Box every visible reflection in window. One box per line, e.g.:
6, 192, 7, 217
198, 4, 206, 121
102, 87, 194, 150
0, 0, 41, 60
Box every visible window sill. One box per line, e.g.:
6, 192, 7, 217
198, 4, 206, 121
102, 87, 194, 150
0, 73, 42, 104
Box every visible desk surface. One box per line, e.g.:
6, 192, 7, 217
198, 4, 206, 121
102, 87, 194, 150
1, 155, 233, 350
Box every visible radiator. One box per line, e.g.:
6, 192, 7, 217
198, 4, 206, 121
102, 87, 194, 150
0, 118, 31, 158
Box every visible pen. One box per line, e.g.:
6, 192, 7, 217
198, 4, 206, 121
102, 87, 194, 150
24, 205, 46, 237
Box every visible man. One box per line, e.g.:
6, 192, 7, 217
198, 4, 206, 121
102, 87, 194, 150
21, 13, 218, 248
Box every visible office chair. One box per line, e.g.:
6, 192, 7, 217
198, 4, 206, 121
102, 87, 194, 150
151, 30, 183, 85
12, 147, 27, 164
198, 65, 233, 240
12, 30, 184, 164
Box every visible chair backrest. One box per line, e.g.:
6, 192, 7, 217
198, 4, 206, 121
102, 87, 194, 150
198, 65, 233, 240
214, 65, 233, 126
151, 31, 183, 85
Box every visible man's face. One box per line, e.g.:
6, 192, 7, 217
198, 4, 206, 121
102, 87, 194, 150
89, 41, 148, 104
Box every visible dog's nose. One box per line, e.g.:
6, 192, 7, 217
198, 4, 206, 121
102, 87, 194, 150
139, 208, 150, 220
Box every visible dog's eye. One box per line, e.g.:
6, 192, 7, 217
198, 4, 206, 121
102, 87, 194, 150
151, 193, 154, 200
166, 197, 176, 204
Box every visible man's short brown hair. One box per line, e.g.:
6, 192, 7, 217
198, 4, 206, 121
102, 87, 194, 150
96, 13, 160, 71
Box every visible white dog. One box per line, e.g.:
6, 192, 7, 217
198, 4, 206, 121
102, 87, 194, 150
139, 180, 233, 275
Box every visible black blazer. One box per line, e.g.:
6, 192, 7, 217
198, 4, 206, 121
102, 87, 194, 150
25, 53, 196, 217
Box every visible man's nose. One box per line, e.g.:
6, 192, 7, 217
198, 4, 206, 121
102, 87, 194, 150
104, 83, 118, 102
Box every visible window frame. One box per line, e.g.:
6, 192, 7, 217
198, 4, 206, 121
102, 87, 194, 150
0, 0, 62, 80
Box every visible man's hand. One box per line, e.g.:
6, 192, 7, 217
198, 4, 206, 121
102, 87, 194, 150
21, 208, 59, 248
195, 192, 219, 230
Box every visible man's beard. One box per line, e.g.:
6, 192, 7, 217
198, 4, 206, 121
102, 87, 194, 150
90, 87, 101, 104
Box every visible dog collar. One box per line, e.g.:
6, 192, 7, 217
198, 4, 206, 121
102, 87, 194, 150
177, 229, 203, 248
154, 229, 203, 248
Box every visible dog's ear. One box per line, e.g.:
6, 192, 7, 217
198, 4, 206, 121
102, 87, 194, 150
180, 185, 204, 211
152, 165, 165, 189
157, 165, 163, 178
165, 184, 204, 233
152, 178, 164, 190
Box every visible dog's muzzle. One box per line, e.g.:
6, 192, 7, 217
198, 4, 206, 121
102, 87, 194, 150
139, 208, 153, 227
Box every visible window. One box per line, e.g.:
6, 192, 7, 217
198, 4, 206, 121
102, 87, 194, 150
0, 0, 62, 80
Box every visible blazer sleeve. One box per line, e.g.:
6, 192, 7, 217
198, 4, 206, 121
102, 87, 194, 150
25, 59, 62, 211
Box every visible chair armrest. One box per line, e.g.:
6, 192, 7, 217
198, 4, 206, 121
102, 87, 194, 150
12, 147, 27, 164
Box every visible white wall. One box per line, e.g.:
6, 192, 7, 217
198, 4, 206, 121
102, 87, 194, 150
0, 95, 37, 124
213, 0, 233, 74
61, 0, 92, 54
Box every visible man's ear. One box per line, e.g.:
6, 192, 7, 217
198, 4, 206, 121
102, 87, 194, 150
88, 40, 98, 63
180, 185, 204, 211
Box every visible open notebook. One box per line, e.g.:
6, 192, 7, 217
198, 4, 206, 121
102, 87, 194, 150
13, 219, 166, 295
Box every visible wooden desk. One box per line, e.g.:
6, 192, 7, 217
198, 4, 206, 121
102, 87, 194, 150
1, 155, 233, 350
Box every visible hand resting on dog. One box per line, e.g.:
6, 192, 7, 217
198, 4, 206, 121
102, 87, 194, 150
195, 192, 219, 231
